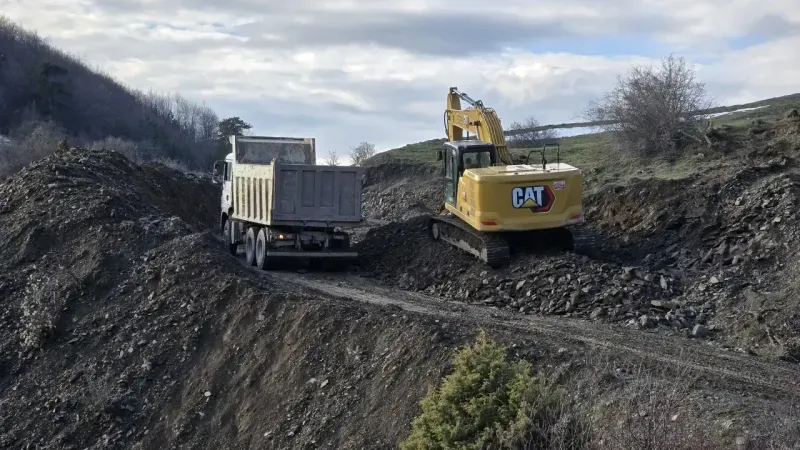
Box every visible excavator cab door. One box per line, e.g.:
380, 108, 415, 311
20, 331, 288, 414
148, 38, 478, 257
443, 146, 457, 205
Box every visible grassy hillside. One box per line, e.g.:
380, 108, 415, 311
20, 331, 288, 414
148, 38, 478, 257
366, 92, 800, 186
0, 16, 220, 176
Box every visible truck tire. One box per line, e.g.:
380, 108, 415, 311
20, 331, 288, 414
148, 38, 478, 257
245, 227, 257, 266
255, 228, 269, 270
223, 218, 237, 255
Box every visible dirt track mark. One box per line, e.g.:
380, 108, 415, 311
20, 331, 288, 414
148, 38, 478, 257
261, 270, 800, 398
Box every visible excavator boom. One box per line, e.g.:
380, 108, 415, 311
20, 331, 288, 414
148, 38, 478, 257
445, 87, 515, 165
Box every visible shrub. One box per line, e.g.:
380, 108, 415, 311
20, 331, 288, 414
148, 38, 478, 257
88, 136, 142, 162
585, 54, 714, 157
506, 116, 559, 149
0, 120, 68, 176
400, 330, 591, 450
349, 141, 376, 166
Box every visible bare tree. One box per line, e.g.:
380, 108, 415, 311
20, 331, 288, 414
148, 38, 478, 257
324, 149, 340, 166
585, 54, 714, 157
349, 141, 376, 166
506, 116, 559, 149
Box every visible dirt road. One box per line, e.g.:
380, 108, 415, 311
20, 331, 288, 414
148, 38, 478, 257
256, 268, 800, 399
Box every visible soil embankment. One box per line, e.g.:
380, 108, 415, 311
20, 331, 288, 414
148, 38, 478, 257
1, 136, 799, 448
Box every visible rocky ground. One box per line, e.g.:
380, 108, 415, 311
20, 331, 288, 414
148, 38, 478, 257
355, 112, 800, 363
0, 147, 468, 449
1, 114, 800, 448
360, 160, 440, 224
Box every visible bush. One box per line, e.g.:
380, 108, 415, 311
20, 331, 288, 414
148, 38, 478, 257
0, 120, 68, 177
506, 116, 559, 149
148, 156, 208, 178
585, 54, 714, 157
590, 363, 727, 450
349, 141, 376, 166
400, 330, 591, 450
88, 136, 142, 162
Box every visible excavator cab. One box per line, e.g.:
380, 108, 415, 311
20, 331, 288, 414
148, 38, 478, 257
440, 140, 497, 205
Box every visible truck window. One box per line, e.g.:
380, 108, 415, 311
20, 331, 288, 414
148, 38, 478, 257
224, 162, 231, 181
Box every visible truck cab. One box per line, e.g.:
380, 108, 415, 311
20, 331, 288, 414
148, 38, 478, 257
212, 153, 235, 242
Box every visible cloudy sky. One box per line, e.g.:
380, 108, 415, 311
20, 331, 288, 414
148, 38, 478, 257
3, 1, 800, 164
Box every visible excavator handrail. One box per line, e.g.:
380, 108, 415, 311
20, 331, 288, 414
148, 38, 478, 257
525, 143, 561, 170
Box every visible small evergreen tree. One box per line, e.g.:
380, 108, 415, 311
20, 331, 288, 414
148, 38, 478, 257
401, 330, 591, 449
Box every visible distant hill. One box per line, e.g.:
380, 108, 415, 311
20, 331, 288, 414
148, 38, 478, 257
0, 16, 219, 176
367, 92, 800, 166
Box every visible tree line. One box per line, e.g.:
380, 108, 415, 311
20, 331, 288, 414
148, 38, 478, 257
0, 16, 250, 177
0, 11, 718, 175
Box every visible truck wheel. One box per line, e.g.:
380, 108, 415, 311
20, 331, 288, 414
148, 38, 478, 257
255, 228, 268, 270
245, 227, 257, 266
223, 219, 237, 255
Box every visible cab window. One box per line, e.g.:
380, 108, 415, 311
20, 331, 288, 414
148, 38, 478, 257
462, 151, 492, 169
224, 162, 231, 181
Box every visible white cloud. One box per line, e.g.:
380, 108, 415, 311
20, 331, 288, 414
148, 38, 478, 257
3, 0, 800, 162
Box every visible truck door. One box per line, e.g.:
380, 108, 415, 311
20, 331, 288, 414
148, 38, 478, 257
222, 161, 232, 211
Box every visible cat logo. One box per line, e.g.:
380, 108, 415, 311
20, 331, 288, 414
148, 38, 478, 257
511, 185, 554, 213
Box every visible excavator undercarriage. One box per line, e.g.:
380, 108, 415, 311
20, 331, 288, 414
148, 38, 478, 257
427, 214, 596, 268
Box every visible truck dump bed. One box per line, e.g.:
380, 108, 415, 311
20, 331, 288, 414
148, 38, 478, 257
272, 164, 363, 224
229, 135, 364, 227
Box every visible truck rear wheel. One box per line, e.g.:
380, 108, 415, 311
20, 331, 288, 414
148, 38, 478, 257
223, 218, 237, 255
244, 227, 257, 266
255, 228, 269, 270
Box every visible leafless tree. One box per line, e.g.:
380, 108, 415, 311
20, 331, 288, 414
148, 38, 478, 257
584, 54, 714, 157
324, 149, 340, 166
506, 116, 559, 149
349, 141, 376, 166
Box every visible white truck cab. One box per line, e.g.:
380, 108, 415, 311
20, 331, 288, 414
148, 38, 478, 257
212, 152, 236, 249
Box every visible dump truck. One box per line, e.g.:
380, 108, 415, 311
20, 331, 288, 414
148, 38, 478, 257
212, 135, 365, 270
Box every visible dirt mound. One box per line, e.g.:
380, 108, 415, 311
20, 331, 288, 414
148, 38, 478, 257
1, 142, 798, 448
0, 147, 218, 268
355, 151, 800, 354
0, 230, 462, 449
356, 218, 690, 328
0, 148, 471, 449
363, 159, 438, 188
362, 161, 442, 222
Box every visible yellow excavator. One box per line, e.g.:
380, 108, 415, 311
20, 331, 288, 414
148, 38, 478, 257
427, 87, 591, 267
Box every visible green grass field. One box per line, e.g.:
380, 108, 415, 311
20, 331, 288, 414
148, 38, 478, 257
365, 92, 800, 188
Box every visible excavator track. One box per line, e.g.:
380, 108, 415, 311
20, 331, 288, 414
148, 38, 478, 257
428, 215, 510, 268
566, 224, 601, 259
428, 214, 599, 268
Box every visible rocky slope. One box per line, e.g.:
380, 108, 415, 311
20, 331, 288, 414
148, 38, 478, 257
0, 147, 460, 449
355, 113, 800, 361
361, 160, 440, 223
1, 134, 798, 448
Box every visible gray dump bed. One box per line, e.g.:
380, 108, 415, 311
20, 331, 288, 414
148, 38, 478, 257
229, 135, 364, 227
272, 164, 364, 225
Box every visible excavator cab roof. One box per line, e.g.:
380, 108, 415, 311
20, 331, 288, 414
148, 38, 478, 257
438, 139, 578, 181
443, 140, 495, 151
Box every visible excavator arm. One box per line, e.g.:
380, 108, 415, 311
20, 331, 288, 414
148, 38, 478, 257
444, 87, 515, 165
